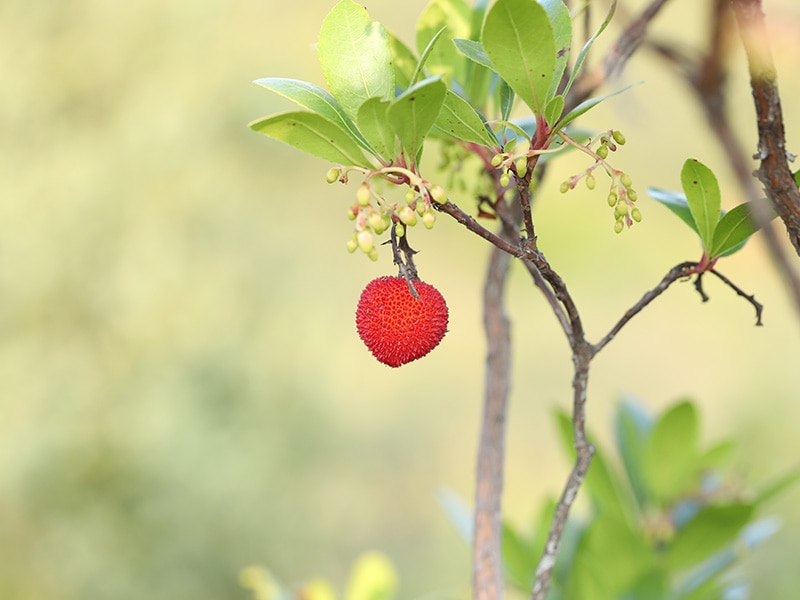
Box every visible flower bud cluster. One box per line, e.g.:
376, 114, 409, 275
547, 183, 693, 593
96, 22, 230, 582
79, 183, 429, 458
491, 151, 529, 188
339, 169, 447, 260
558, 129, 641, 233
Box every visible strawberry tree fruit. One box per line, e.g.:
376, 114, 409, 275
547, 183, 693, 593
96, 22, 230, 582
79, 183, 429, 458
355, 276, 448, 367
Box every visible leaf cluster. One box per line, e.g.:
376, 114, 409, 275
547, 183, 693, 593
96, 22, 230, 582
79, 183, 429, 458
497, 398, 798, 600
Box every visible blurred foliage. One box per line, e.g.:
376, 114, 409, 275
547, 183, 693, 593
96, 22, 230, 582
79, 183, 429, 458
2, 1, 800, 599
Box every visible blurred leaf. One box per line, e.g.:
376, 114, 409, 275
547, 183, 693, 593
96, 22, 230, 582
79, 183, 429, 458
681, 158, 721, 252
563, 0, 616, 97
709, 199, 774, 258
502, 521, 538, 590
239, 566, 287, 600
387, 31, 418, 91
698, 438, 736, 470
434, 90, 498, 147
452, 38, 495, 70
436, 486, 473, 541
387, 76, 447, 162
566, 513, 653, 600
249, 111, 371, 167
664, 503, 754, 571
344, 552, 397, 600
481, 0, 555, 116
411, 26, 449, 86
416, 0, 472, 82
357, 98, 395, 160
537, 0, 572, 99
794, 169, 800, 187
614, 398, 653, 509
304, 580, 339, 600
643, 401, 701, 502
647, 187, 700, 234
623, 570, 669, 600
554, 410, 632, 521
318, 0, 394, 119
755, 464, 800, 506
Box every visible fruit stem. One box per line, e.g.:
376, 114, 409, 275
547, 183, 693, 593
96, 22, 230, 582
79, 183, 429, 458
390, 222, 420, 298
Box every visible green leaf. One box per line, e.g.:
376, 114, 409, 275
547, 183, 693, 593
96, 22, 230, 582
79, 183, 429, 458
481, 0, 556, 116
318, 0, 394, 119
357, 98, 395, 160
387, 76, 447, 163
253, 77, 374, 153
387, 31, 418, 91
452, 38, 495, 70
664, 503, 754, 570
556, 82, 638, 130
249, 111, 372, 167
498, 79, 515, 121
755, 464, 800, 506
681, 158, 721, 252
417, 0, 472, 82
647, 187, 700, 235
709, 199, 772, 258
434, 90, 498, 147
344, 552, 398, 600
642, 401, 700, 502
794, 168, 800, 187
502, 521, 538, 591
544, 94, 564, 128
563, 0, 616, 97
614, 398, 653, 509
537, 0, 572, 99
411, 26, 449, 86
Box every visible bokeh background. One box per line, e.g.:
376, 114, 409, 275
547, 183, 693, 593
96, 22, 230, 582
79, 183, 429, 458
2, 0, 799, 598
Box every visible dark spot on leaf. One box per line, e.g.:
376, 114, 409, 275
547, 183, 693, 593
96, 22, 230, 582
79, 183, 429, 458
409, 96, 416, 101
693, 180, 698, 184
558, 47, 567, 58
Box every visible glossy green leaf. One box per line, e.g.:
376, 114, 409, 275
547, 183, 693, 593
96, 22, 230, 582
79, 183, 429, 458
647, 187, 699, 235
498, 79, 515, 122
556, 82, 638, 130
537, 0, 572, 99
482, 0, 556, 116
344, 552, 398, 600
709, 199, 771, 258
357, 98, 395, 160
434, 90, 497, 147
387, 76, 447, 163
643, 401, 700, 502
563, 0, 616, 97
411, 26, 448, 86
417, 0, 472, 82
681, 158, 721, 252
253, 77, 374, 153
452, 38, 494, 70
249, 111, 371, 167
318, 0, 394, 119
544, 94, 564, 128
664, 503, 754, 570
387, 31, 418, 91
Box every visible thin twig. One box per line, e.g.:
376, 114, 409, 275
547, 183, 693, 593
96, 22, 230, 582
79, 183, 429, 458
708, 268, 765, 325
593, 262, 697, 354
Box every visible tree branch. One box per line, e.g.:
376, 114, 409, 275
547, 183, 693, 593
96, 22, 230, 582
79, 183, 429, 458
731, 0, 800, 255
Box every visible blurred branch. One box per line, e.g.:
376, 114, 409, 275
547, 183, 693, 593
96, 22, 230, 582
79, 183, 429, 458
646, 0, 800, 319
474, 243, 512, 600
731, 0, 800, 257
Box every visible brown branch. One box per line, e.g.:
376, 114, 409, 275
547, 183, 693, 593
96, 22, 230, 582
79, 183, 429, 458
593, 261, 697, 354
731, 0, 800, 255
473, 244, 512, 600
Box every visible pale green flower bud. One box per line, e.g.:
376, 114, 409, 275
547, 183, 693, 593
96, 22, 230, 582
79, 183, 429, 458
398, 206, 417, 226
357, 184, 371, 206
631, 207, 642, 222
357, 229, 374, 253
422, 210, 436, 229
326, 168, 341, 184
346, 235, 358, 253
429, 184, 447, 204
614, 220, 624, 234
612, 130, 626, 145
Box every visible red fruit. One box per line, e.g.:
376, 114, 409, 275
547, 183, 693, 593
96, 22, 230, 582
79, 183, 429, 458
356, 276, 448, 367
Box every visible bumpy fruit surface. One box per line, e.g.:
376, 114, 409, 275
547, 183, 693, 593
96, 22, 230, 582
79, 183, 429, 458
355, 276, 448, 367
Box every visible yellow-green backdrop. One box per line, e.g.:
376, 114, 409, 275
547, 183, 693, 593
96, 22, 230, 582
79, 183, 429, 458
1, 0, 799, 598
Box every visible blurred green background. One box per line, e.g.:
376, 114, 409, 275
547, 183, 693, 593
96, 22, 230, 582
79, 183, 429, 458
2, 0, 800, 598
